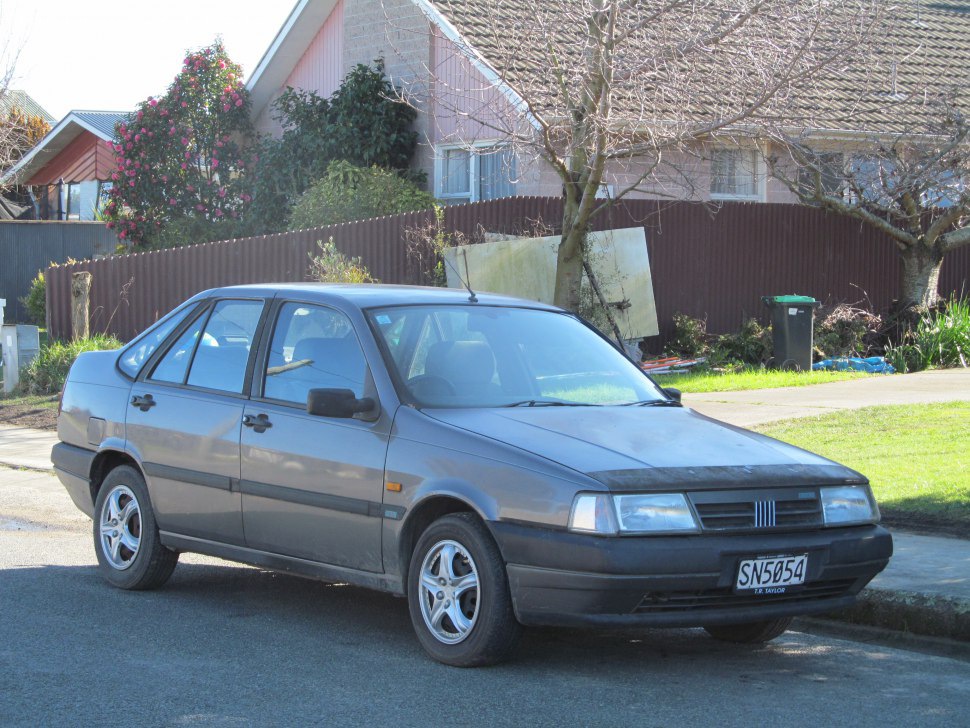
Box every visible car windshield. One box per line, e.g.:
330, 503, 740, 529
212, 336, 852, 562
368, 304, 665, 408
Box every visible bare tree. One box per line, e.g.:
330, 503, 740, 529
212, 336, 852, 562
767, 98, 969, 311
395, 0, 888, 313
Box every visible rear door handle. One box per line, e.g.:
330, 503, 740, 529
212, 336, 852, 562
242, 413, 272, 433
130, 394, 156, 412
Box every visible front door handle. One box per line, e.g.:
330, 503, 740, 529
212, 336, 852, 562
242, 413, 272, 433
130, 394, 156, 412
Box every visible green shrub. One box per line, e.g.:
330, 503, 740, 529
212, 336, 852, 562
667, 313, 710, 358
813, 304, 882, 359
886, 296, 970, 372
19, 335, 123, 395
710, 318, 773, 366
288, 161, 436, 230
308, 239, 377, 284
19, 270, 46, 326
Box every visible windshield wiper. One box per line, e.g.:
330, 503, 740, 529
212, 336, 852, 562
622, 399, 682, 407
503, 399, 593, 407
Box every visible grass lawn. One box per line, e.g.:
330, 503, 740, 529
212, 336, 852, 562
755, 402, 970, 533
0, 392, 59, 409
654, 367, 878, 393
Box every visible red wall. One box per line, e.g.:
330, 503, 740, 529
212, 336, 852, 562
28, 130, 117, 185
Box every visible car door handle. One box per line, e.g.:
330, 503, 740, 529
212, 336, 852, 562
242, 413, 272, 433
130, 394, 156, 412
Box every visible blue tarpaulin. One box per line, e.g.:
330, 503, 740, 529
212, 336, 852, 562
812, 357, 895, 374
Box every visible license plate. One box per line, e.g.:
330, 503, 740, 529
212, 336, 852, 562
735, 554, 807, 593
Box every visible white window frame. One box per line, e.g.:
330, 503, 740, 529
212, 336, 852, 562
709, 145, 766, 202
435, 141, 516, 203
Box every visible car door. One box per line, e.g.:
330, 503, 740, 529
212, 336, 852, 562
239, 301, 388, 572
126, 298, 266, 546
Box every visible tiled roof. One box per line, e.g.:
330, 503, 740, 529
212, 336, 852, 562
426, 0, 970, 136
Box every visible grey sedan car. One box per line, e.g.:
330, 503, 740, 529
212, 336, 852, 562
53, 284, 892, 666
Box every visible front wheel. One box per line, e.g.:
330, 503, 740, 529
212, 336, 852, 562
407, 513, 521, 667
704, 617, 793, 644
93, 465, 178, 590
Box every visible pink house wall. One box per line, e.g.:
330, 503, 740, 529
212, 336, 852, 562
254, 0, 346, 136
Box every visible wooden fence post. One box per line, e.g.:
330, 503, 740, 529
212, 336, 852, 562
71, 271, 92, 340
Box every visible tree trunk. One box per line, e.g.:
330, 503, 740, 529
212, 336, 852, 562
899, 246, 943, 310
71, 272, 92, 340
553, 196, 588, 312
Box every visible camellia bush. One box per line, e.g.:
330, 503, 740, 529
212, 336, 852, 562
104, 42, 255, 247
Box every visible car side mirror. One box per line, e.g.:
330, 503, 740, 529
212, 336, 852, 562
663, 387, 682, 402
307, 388, 376, 419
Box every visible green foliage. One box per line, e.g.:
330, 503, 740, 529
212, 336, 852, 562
813, 304, 883, 359
288, 161, 435, 230
710, 318, 773, 366
886, 296, 970, 372
19, 335, 123, 395
19, 271, 46, 326
248, 60, 420, 233
654, 366, 873, 393
308, 239, 377, 284
667, 314, 709, 358
103, 41, 255, 247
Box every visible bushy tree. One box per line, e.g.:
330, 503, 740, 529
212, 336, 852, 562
103, 42, 255, 247
288, 160, 434, 230
248, 60, 419, 233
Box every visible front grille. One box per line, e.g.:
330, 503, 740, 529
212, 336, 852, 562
689, 488, 823, 532
633, 579, 855, 613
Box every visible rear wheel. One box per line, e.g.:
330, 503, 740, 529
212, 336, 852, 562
93, 465, 178, 590
407, 513, 521, 667
704, 617, 793, 644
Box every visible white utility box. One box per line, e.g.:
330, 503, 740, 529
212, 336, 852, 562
2, 324, 41, 393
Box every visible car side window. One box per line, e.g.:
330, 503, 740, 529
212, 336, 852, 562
148, 299, 263, 393
149, 311, 207, 385
264, 302, 367, 404
186, 300, 264, 393
118, 303, 196, 378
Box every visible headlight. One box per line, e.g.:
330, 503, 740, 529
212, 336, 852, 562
568, 493, 699, 535
614, 493, 700, 534
821, 485, 879, 526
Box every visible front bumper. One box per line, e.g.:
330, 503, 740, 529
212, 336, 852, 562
491, 521, 892, 628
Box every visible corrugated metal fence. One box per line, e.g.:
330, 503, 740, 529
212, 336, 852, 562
1, 222, 117, 324
46, 197, 970, 343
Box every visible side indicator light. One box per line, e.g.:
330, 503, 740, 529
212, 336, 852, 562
386, 482, 402, 492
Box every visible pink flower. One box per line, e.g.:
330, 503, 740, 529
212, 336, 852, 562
181, 101, 188, 108
240, 193, 251, 203
196, 204, 206, 212
125, 159, 133, 167
137, 111, 143, 120
181, 162, 188, 170
134, 134, 141, 142
217, 187, 226, 198
181, 137, 189, 145
235, 99, 243, 107
111, 172, 119, 181
119, 230, 126, 238
184, 151, 191, 159
211, 158, 219, 168
106, 221, 114, 229
149, 98, 158, 107
218, 60, 226, 69
169, 198, 177, 206
214, 208, 224, 217
186, 184, 194, 192
128, 181, 135, 187
223, 105, 230, 112
161, 175, 168, 183
104, 139, 113, 149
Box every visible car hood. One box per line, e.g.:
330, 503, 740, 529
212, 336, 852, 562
424, 405, 864, 490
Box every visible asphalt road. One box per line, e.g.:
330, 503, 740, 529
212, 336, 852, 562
2, 467, 968, 728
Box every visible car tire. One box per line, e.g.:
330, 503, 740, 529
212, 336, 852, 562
407, 513, 522, 667
704, 617, 793, 644
93, 465, 178, 590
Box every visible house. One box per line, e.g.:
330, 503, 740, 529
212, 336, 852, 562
2, 110, 126, 220
248, 0, 970, 206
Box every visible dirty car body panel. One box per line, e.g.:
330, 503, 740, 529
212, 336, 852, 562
53, 283, 892, 664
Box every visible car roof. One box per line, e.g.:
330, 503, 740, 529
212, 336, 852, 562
195, 283, 563, 311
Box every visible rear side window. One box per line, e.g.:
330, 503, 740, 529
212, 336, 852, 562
118, 304, 196, 378
148, 299, 264, 394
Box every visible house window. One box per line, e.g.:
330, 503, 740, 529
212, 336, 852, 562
797, 153, 844, 197
65, 183, 81, 220
710, 147, 761, 200
96, 182, 113, 216
437, 143, 517, 204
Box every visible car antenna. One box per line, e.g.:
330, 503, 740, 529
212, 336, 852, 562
438, 246, 478, 302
